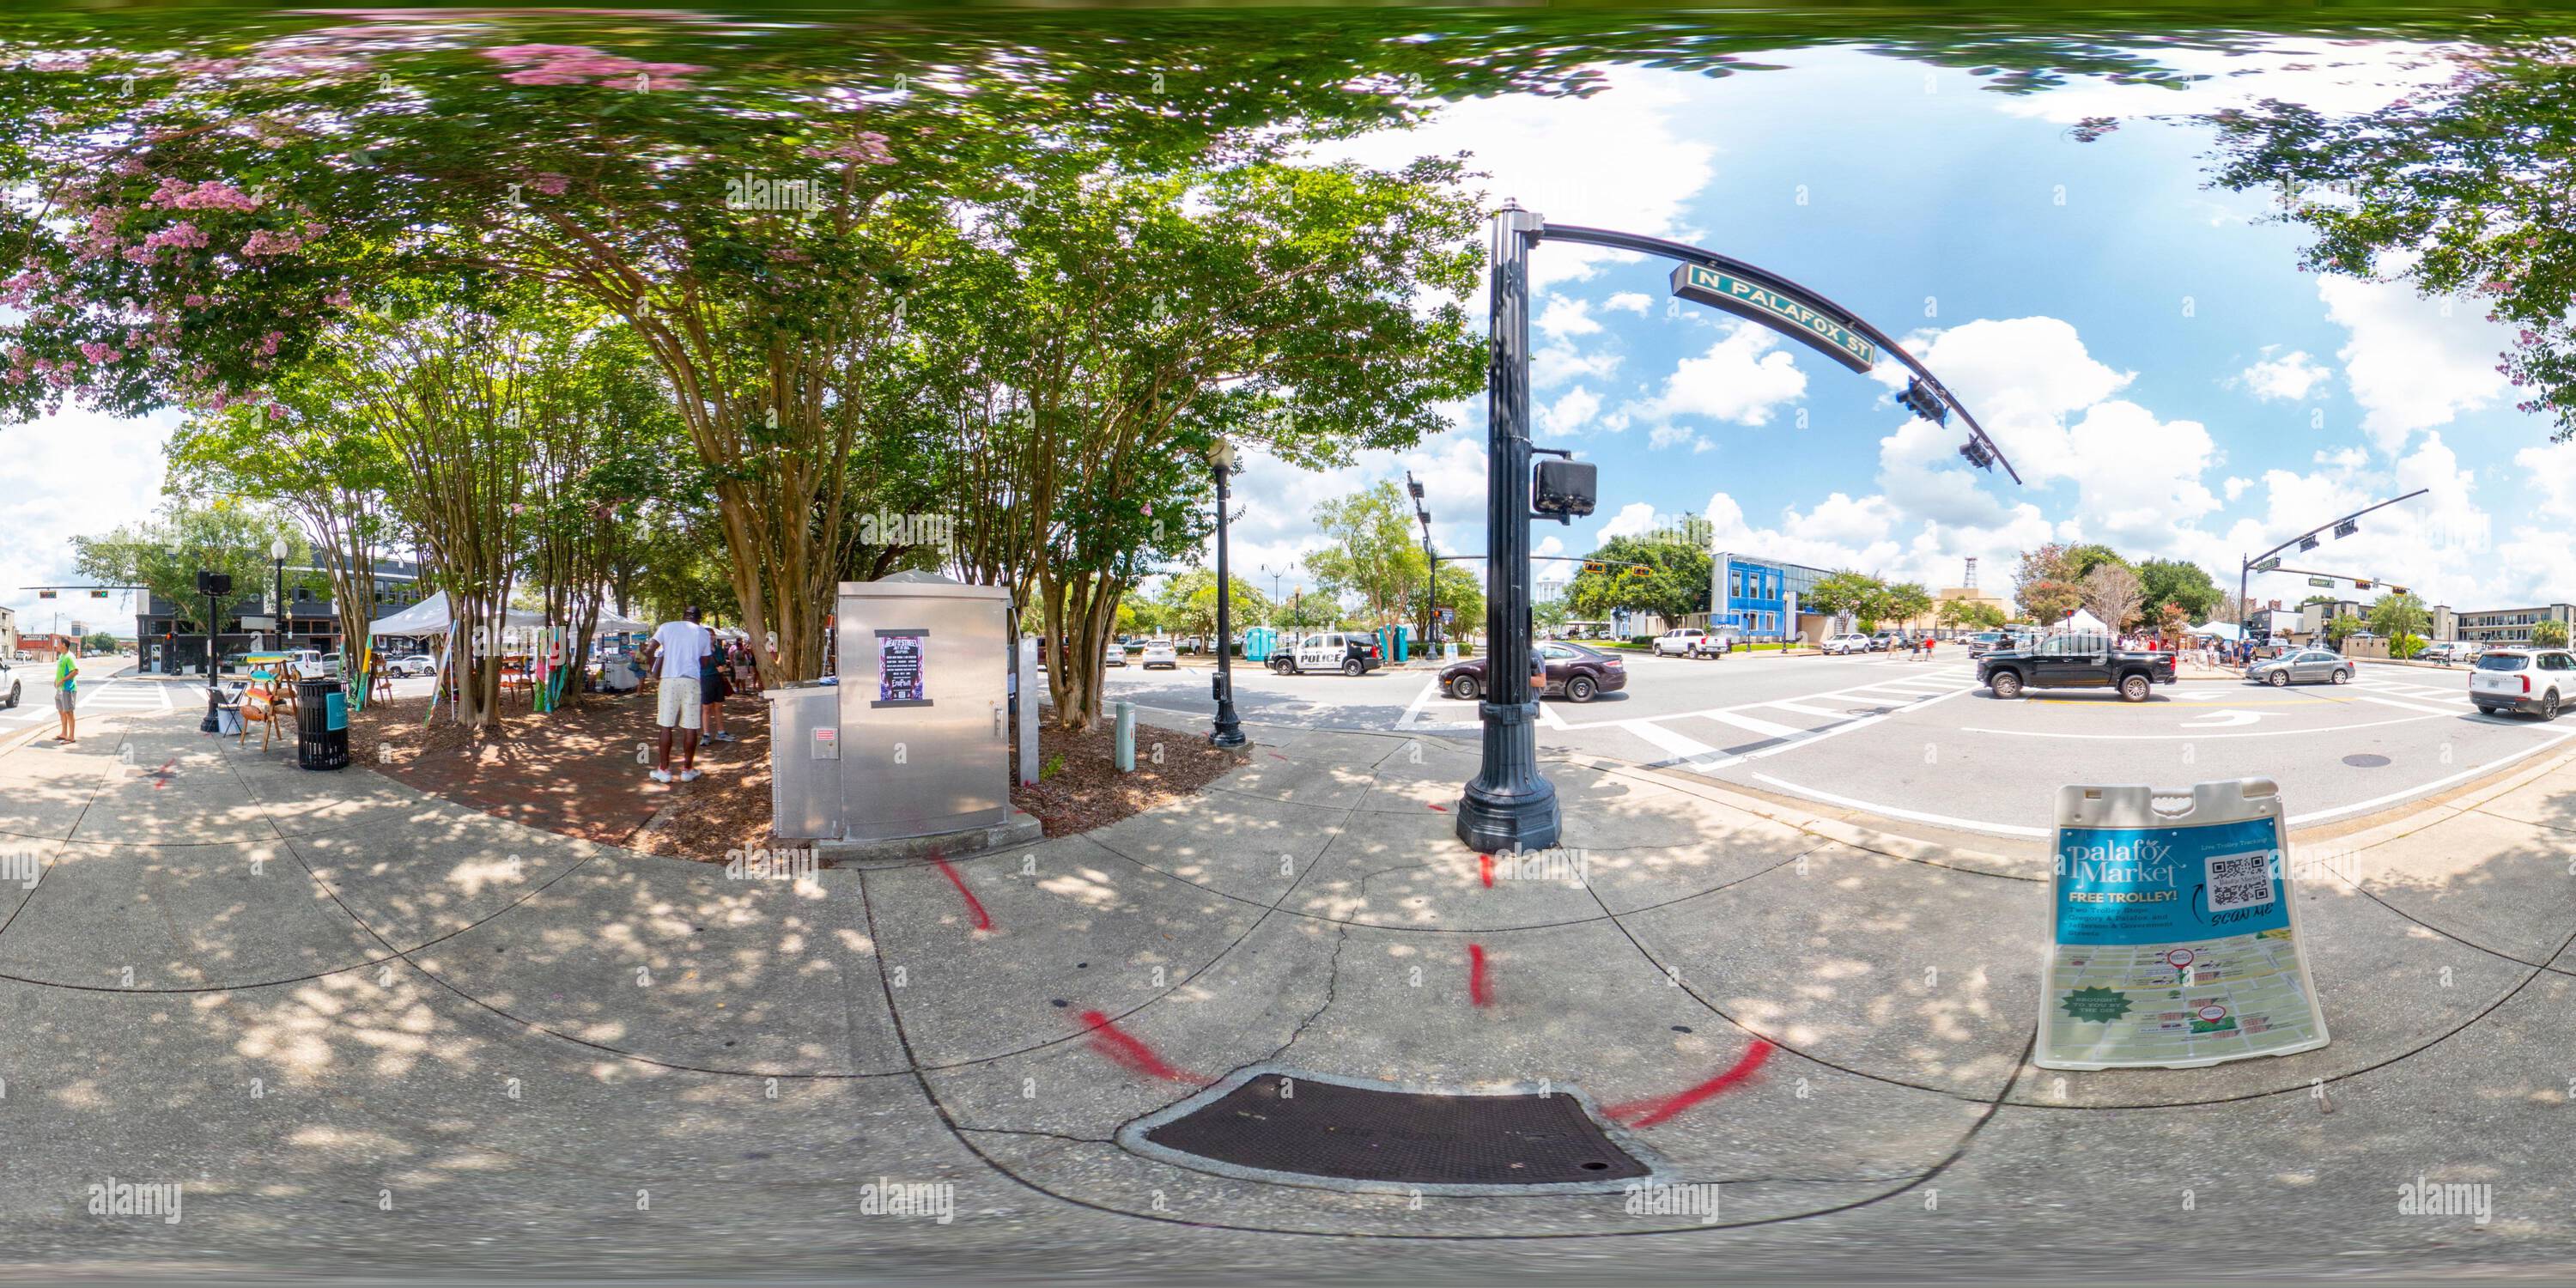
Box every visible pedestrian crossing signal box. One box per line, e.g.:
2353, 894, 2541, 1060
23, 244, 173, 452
1532, 459, 1597, 520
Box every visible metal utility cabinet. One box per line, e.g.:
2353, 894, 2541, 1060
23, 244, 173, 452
831, 577, 1012, 842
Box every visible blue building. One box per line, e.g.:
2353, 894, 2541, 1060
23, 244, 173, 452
1707, 551, 1835, 641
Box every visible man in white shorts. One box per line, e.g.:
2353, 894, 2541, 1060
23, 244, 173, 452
640, 605, 708, 783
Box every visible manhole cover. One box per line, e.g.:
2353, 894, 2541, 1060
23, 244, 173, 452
1121, 1067, 1654, 1194
2342, 753, 2392, 768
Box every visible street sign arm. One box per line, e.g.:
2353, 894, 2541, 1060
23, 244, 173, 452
1537, 222, 2020, 485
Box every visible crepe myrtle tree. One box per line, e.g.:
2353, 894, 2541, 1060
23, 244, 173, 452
2207, 46, 2576, 444
0, 15, 1583, 684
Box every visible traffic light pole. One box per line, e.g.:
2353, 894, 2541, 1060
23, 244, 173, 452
1455, 206, 1558, 855
2235, 489, 2427, 640
1456, 207, 2015, 855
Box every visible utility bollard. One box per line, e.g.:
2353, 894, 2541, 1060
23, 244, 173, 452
1115, 701, 1136, 773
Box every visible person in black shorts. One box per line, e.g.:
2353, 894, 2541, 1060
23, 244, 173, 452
699, 623, 736, 743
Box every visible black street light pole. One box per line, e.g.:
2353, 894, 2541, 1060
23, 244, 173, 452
195, 570, 229, 734
1455, 206, 1557, 854
1208, 441, 1246, 749
2236, 489, 2427, 641
1406, 471, 1437, 646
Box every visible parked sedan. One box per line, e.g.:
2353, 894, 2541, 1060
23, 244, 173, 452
390, 653, 438, 677
2246, 648, 2353, 687
1438, 641, 1627, 703
1139, 641, 1179, 670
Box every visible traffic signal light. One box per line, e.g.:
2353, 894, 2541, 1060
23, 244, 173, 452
2353, 580, 2372, 591
38, 589, 55, 598
1583, 561, 1606, 574
89, 589, 108, 598
1898, 376, 1949, 425
1957, 439, 1994, 470
1627, 565, 1650, 579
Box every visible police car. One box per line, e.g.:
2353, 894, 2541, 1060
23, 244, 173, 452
1270, 631, 1384, 677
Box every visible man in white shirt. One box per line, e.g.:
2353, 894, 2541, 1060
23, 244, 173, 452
639, 605, 709, 783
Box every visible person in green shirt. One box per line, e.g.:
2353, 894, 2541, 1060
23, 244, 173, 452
53, 647, 77, 744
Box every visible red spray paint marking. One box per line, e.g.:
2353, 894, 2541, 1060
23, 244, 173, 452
1428, 803, 1448, 813
1467, 943, 1492, 1007
1077, 1010, 1197, 1083
1602, 1040, 1776, 1128
149, 758, 177, 789
1268, 752, 1291, 762
1479, 854, 1494, 888
928, 854, 992, 931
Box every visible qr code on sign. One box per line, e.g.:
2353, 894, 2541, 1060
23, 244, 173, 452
2207, 851, 2275, 913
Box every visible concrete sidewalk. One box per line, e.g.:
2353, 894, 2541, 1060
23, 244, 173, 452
5, 697, 2576, 1279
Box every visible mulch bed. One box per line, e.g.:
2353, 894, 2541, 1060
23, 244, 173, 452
347, 685, 1243, 861
1014, 719, 1249, 838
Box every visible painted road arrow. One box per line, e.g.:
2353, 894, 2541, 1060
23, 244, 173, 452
2182, 709, 2264, 728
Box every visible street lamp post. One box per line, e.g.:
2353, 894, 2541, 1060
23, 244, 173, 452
270, 535, 288, 653
1208, 441, 1247, 749
1455, 206, 1558, 854
1407, 471, 1437, 647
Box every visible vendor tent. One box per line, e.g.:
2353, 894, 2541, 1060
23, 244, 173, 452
2193, 622, 2245, 641
2058, 608, 2111, 635
368, 591, 547, 635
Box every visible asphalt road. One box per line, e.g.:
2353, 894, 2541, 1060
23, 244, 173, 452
1103, 650, 2572, 839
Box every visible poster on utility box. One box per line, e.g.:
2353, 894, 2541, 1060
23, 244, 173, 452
2038, 785, 2330, 1071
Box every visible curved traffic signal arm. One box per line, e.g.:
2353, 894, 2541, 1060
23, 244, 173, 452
1535, 222, 2022, 485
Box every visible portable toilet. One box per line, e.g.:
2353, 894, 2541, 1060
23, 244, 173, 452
1391, 624, 1411, 663
1245, 627, 1274, 663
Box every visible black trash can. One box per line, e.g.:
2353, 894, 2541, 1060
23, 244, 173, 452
293, 677, 349, 771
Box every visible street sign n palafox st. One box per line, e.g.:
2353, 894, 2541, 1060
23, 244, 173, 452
1669, 264, 1876, 373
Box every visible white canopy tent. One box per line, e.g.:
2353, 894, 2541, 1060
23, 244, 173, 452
2193, 622, 2245, 641
368, 591, 548, 636
2059, 608, 2111, 635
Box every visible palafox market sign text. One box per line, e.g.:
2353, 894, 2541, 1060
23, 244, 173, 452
1668, 264, 1877, 373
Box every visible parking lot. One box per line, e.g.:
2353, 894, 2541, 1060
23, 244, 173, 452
1103, 649, 2574, 841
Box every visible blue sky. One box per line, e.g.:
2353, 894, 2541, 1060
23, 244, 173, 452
1221, 40, 2569, 617
3, 38, 2567, 639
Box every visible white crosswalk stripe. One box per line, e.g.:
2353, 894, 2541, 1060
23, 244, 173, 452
1621, 718, 1723, 768
1701, 710, 1808, 741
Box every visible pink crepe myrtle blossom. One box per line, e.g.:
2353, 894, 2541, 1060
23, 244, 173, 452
481, 44, 706, 89
185, 294, 209, 308
528, 172, 570, 196
809, 133, 894, 166
325, 289, 352, 308
241, 228, 307, 257
257, 331, 283, 356
78, 341, 124, 366
147, 177, 262, 212
143, 220, 210, 252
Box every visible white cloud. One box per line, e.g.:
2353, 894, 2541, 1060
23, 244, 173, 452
2513, 439, 2576, 522
1537, 386, 1602, 437
1603, 292, 1652, 314
1647, 422, 1698, 451
1533, 342, 1621, 390
1594, 501, 1659, 543
1990, 41, 2455, 126
2224, 477, 2252, 502
1535, 295, 1604, 342
2318, 275, 2513, 455
0, 406, 177, 636
1640, 324, 1808, 427
1310, 65, 1716, 294
2238, 347, 2330, 402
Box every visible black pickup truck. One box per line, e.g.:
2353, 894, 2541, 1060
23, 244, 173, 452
1976, 635, 2178, 702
